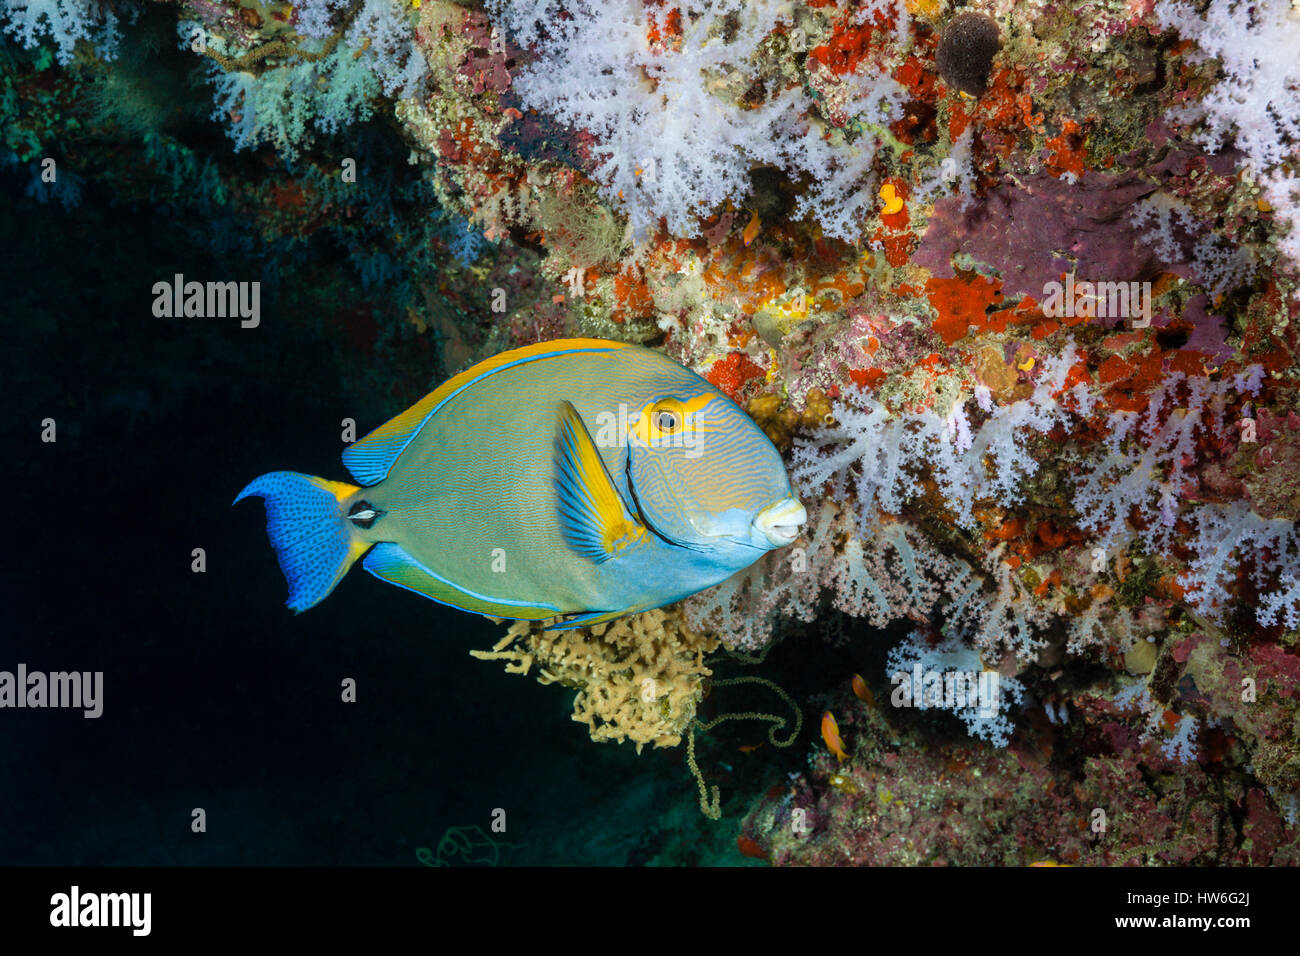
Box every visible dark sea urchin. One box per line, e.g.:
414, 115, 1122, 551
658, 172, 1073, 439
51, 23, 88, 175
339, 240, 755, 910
936, 11, 1001, 97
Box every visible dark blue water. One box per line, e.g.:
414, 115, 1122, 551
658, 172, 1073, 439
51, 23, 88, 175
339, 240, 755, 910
0, 133, 810, 868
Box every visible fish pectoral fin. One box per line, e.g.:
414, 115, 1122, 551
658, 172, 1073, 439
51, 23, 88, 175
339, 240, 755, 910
362, 542, 557, 621
554, 400, 646, 564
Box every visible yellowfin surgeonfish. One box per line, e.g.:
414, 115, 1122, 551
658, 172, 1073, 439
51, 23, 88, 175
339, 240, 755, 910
236, 338, 806, 629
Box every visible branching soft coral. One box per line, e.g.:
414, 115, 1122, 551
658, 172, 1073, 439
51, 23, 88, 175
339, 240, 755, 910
790, 343, 1086, 533
295, 0, 428, 97
189, 14, 384, 162
684, 500, 965, 650
1072, 370, 1253, 550
488, 0, 908, 240
691, 341, 1297, 693
684, 497, 1045, 666
1186, 503, 1300, 629
885, 629, 1025, 747
0, 0, 123, 64
199, 39, 381, 161
186, 0, 427, 161
1071, 366, 1300, 628
1157, 0, 1300, 267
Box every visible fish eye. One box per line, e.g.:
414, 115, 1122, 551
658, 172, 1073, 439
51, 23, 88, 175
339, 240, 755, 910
655, 409, 679, 432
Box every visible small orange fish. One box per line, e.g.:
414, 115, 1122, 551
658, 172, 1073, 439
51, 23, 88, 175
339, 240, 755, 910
821, 711, 848, 762
742, 210, 761, 247
851, 673, 873, 706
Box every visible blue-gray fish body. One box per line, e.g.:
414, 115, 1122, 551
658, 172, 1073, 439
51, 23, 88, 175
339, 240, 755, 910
236, 338, 805, 628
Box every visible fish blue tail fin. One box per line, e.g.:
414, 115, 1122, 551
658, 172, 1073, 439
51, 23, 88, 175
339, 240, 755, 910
234, 471, 368, 612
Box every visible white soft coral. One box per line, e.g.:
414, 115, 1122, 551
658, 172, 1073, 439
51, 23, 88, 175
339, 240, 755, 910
1157, 0, 1300, 265
791, 343, 1083, 534
491, 0, 792, 238
1, 0, 121, 64
489, 0, 906, 240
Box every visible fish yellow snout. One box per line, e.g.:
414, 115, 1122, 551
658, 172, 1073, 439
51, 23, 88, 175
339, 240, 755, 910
754, 498, 806, 547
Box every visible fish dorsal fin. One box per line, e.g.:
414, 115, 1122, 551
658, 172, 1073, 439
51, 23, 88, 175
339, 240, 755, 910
342, 338, 631, 485
554, 401, 647, 564
342, 391, 445, 487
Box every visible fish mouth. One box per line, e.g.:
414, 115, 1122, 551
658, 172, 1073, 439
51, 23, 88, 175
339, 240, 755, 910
753, 497, 806, 547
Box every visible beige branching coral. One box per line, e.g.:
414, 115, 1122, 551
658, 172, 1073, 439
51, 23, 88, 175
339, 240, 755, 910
471, 608, 719, 752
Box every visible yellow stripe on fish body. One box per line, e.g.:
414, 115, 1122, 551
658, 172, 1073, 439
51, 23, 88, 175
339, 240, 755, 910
235, 338, 805, 625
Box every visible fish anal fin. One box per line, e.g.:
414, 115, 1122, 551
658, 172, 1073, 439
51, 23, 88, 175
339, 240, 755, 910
362, 543, 557, 621
545, 606, 643, 632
